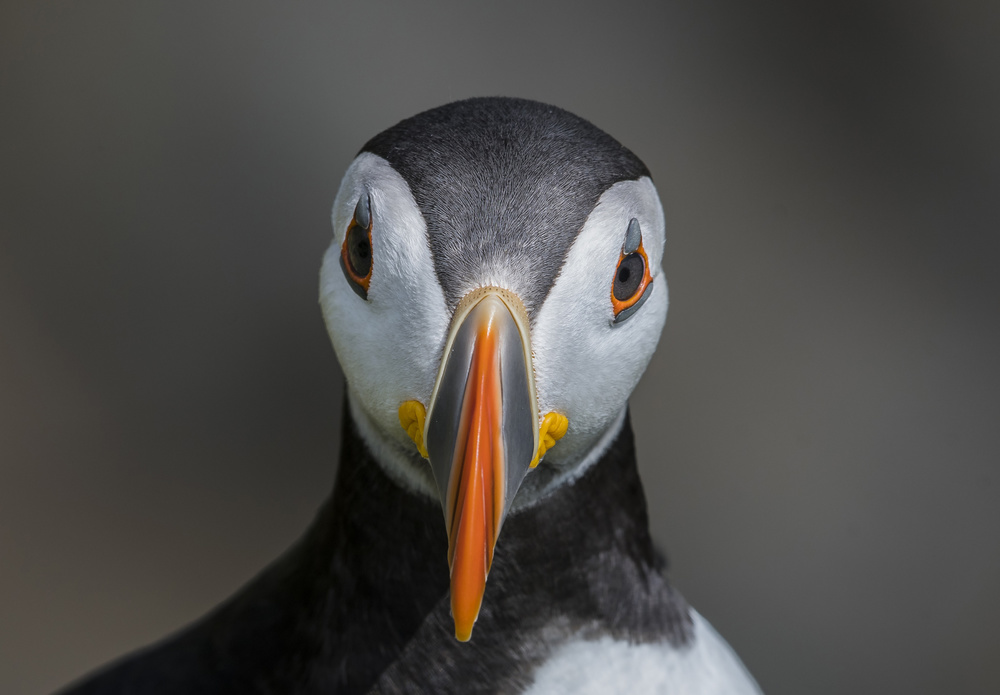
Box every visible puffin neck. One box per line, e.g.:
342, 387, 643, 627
362, 408, 692, 692
308, 408, 690, 687
205, 402, 690, 694
321, 403, 653, 597
281, 403, 449, 693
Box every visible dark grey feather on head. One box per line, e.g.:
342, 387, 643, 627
362, 97, 650, 316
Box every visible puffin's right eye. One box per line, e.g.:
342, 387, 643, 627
340, 194, 373, 299
611, 217, 653, 324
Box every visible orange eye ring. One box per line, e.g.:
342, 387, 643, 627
340, 196, 374, 299
611, 239, 653, 323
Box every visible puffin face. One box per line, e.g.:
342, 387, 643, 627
320, 98, 668, 641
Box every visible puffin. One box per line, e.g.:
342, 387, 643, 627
59, 97, 762, 694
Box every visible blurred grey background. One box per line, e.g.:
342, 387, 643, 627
1, 1, 998, 693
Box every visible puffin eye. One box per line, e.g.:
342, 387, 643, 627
340, 194, 373, 299
614, 254, 644, 300
611, 218, 653, 324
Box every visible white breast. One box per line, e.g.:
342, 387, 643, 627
523, 610, 762, 695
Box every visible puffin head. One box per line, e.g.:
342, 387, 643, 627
320, 98, 668, 641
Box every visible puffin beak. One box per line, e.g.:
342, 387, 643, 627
424, 288, 538, 642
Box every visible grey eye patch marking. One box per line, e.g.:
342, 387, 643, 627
354, 192, 371, 230
612, 289, 651, 325
623, 218, 641, 254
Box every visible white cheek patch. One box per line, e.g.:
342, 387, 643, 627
322, 170, 668, 491
532, 177, 668, 469
320, 153, 450, 494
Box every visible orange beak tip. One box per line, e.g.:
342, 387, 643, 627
450, 551, 488, 642
451, 585, 483, 642
454, 622, 474, 642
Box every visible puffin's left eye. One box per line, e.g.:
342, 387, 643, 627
611, 218, 653, 324
340, 194, 373, 300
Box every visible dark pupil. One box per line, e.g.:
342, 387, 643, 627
347, 224, 372, 277
613, 253, 644, 301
